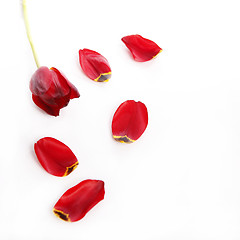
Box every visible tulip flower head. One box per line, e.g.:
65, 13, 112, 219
30, 67, 80, 116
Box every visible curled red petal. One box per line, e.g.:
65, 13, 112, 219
30, 66, 52, 95
53, 180, 105, 222
50, 67, 80, 99
29, 66, 80, 116
79, 49, 111, 82
112, 100, 148, 143
34, 137, 78, 177
32, 94, 61, 116
121, 34, 162, 62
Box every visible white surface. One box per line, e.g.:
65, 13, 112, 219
1, 0, 240, 239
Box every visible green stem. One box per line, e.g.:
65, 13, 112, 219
23, 0, 40, 68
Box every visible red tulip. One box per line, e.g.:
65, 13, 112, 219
53, 180, 105, 222
121, 34, 162, 62
112, 100, 148, 143
34, 137, 78, 177
30, 66, 80, 116
79, 48, 111, 82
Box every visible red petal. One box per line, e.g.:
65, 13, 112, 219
50, 67, 80, 99
79, 49, 111, 82
53, 180, 105, 222
121, 34, 162, 62
32, 94, 60, 116
30, 66, 52, 95
34, 137, 78, 177
112, 100, 148, 143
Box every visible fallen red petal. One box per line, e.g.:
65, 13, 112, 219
30, 66, 80, 116
112, 100, 148, 143
53, 180, 105, 222
121, 34, 162, 62
79, 49, 111, 82
34, 137, 78, 177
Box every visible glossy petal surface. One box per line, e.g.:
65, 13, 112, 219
112, 100, 148, 143
79, 49, 111, 82
53, 180, 105, 222
30, 66, 80, 116
34, 137, 78, 177
122, 34, 162, 62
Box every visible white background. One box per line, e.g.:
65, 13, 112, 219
1, 0, 240, 239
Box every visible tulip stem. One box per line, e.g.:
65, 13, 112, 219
23, 0, 40, 68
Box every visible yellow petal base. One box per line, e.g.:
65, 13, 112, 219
94, 72, 111, 82
63, 162, 78, 176
113, 135, 135, 143
53, 209, 70, 222
152, 49, 163, 59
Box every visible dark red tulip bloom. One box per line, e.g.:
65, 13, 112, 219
30, 66, 80, 116
112, 100, 148, 143
121, 34, 162, 62
53, 180, 105, 222
79, 48, 111, 82
34, 137, 78, 177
